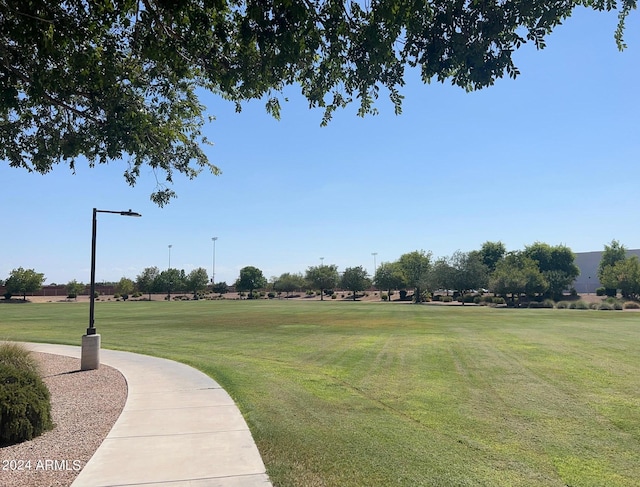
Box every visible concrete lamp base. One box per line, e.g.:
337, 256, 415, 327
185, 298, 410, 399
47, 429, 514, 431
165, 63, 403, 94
81, 333, 101, 370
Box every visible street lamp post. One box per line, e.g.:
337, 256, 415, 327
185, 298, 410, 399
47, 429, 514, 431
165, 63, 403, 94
372, 252, 378, 277
82, 208, 141, 370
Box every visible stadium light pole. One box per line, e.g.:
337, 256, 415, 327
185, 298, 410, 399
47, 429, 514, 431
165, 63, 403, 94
211, 237, 218, 284
82, 208, 141, 370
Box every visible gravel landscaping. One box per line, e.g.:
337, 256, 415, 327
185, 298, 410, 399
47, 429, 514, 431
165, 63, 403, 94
1, 352, 127, 487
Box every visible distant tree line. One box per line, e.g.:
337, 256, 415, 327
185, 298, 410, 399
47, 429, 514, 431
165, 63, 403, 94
4, 240, 640, 303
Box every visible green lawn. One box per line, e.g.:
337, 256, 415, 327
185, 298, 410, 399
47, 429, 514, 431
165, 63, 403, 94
1, 300, 639, 486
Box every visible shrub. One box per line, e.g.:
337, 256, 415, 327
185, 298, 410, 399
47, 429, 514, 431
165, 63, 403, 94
589, 302, 599, 310
614, 302, 623, 310
473, 296, 482, 304
596, 287, 606, 296
624, 301, 640, 309
598, 302, 614, 311
0, 343, 40, 375
381, 293, 388, 301
432, 294, 442, 302
443, 296, 453, 303
556, 301, 569, 309
492, 297, 505, 305
542, 299, 555, 308
331, 294, 337, 299
573, 300, 589, 310
0, 344, 53, 446
0, 365, 53, 446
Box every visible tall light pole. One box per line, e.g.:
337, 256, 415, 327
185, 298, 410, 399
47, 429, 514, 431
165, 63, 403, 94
168, 244, 172, 269
82, 208, 141, 371
320, 257, 324, 266
211, 237, 218, 284
372, 252, 378, 277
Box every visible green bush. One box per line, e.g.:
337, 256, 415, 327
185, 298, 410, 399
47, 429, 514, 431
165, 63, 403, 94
542, 299, 555, 308
598, 302, 614, 311
443, 296, 453, 303
0, 342, 40, 374
492, 297, 505, 305
596, 287, 606, 296
623, 301, 640, 309
331, 294, 337, 299
573, 300, 590, 310
556, 301, 569, 309
589, 302, 599, 310
381, 293, 388, 301
0, 344, 53, 446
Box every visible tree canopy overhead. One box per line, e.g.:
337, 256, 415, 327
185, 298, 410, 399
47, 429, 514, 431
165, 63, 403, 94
1, 0, 635, 204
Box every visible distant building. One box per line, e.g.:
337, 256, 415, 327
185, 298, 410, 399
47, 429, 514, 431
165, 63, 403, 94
573, 249, 640, 293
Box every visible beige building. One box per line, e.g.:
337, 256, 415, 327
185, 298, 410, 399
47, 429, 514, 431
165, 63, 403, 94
573, 249, 640, 293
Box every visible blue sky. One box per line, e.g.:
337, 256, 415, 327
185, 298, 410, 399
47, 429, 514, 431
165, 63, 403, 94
1, 7, 638, 286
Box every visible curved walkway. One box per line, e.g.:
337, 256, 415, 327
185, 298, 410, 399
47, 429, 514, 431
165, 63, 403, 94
24, 343, 272, 487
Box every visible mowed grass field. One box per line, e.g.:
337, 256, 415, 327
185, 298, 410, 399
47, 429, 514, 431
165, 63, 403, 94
1, 300, 639, 486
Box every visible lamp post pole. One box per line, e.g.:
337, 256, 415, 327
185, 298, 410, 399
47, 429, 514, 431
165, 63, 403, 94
372, 252, 378, 277
82, 208, 141, 370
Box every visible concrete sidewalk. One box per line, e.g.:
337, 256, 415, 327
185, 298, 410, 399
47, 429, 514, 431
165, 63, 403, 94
24, 343, 272, 487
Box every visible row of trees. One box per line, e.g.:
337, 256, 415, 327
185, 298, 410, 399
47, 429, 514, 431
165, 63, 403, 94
271, 241, 582, 303
4, 240, 640, 302
133, 267, 234, 300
